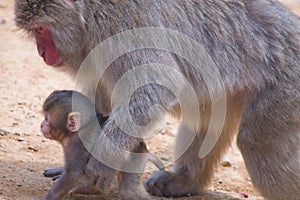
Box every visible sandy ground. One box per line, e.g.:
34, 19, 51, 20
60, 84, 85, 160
0, 0, 299, 199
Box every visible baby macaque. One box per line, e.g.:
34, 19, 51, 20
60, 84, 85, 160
35, 90, 164, 200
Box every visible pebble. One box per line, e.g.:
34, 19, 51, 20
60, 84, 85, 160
17, 138, 26, 142
232, 164, 239, 169
0, 19, 5, 25
221, 160, 232, 167
28, 146, 39, 152
14, 132, 21, 136
241, 192, 249, 198
0, 129, 9, 136
160, 156, 169, 161
217, 178, 223, 184
12, 122, 18, 126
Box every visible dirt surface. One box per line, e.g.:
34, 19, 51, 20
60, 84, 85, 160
0, 0, 299, 199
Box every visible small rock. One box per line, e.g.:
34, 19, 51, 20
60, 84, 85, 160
232, 164, 239, 170
0, 19, 6, 25
0, 129, 9, 136
221, 154, 233, 167
28, 146, 39, 152
17, 138, 26, 142
27, 168, 36, 172
221, 160, 232, 167
160, 156, 169, 161
217, 178, 223, 184
241, 192, 249, 198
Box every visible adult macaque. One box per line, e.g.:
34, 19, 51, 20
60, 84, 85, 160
15, 0, 300, 199
36, 90, 164, 200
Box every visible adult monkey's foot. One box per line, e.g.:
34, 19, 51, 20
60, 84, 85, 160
144, 170, 198, 197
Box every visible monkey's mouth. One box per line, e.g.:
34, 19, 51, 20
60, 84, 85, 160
37, 43, 64, 67
42, 131, 53, 140
33, 23, 64, 67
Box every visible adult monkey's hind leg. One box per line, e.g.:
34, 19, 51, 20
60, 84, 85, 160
238, 86, 300, 200
145, 93, 245, 197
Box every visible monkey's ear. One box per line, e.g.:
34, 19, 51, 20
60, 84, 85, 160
67, 112, 81, 132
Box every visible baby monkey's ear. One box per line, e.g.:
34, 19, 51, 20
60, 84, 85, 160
67, 112, 81, 132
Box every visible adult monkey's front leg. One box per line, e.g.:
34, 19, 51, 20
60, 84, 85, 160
145, 93, 245, 197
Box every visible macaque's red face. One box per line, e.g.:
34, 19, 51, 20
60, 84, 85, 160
14, 0, 86, 69
33, 23, 64, 67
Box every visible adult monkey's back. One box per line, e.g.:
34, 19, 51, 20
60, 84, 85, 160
15, 0, 300, 200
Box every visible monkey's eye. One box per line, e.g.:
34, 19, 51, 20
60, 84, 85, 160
44, 115, 48, 122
